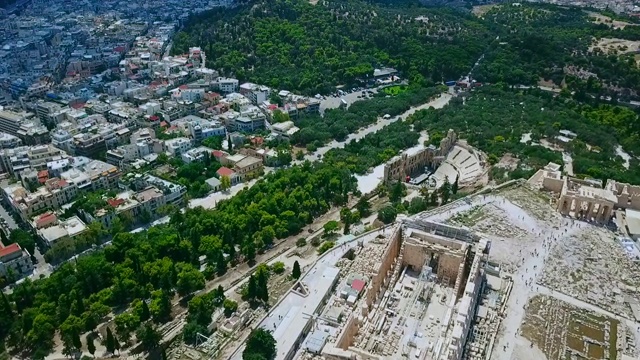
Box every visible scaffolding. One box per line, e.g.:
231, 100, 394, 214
403, 219, 481, 244
194, 332, 221, 359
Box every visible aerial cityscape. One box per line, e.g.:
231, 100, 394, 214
1, 0, 640, 359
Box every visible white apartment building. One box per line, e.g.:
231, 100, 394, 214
171, 87, 204, 102
37, 215, 87, 247
181, 146, 214, 163
271, 121, 300, 139
165, 137, 193, 157
0, 109, 35, 137
239, 82, 270, 105
139, 101, 161, 116
0, 132, 22, 149
36, 101, 65, 123
215, 77, 239, 94
51, 129, 73, 152
0, 145, 67, 176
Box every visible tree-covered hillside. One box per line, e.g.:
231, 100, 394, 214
474, 4, 640, 97
171, 0, 491, 94
408, 86, 640, 183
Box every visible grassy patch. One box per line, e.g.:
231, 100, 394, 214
382, 85, 408, 96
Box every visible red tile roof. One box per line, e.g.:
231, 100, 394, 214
0, 243, 21, 258
107, 198, 125, 208
35, 212, 57, 227
212, 150, 224, 158
70, 103, 85, 109
251, 137, 264, 145
351, 279, 366, 292
217, 167, 235, 177
179, 85, 188, 90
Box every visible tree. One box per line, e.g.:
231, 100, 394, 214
429, 189, 439, 206
271, 261, 285, 274
317, 241, 335, 255
452, 174, 459, 195
242, 242, 256, 263
440, 177, 452, 205
340, 207, 353, 235
243, 328, 277, 360
105, 327, 116, 354
223, 299, 238, 317
150, 290, 172, 323
141, 300, 150, 322
255, 264, 270, 303
62, 334, 79, 358
245, 274, 257, 301
390, 182, 406, 203
177, 264, 206, 297
9, 229, 36, 257
292, 260, 301, 280
87, 335, 96, 358
216, 251, 227, 276
114, 312, 140, 345
183, 321, 207, 345
296, 238, 307, 247
323, 220, 339, 236
272, 109, 289, 123
212, 285, 226, 307
378, 206, 397, 224
356, 196, 371, 217
220, 175, 232, 191
136, 323, 161, 353
407, 197, 428, 215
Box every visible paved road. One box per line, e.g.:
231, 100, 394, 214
562, 152, 574, 176
299, 93, 453, 163
0, 202, 17, 230
319, 88, 379, 114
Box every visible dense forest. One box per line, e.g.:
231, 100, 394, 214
474, 4, 640, 97
0, 163, 356, 358
173, 0, 640, 99
171, 0, 491, 94
408, 86, 640, 183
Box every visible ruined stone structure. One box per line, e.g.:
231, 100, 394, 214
534, 163, 640, 223
605, 179, 640, 210
402, 227, 470, 289
332, 226, 403, 352
383, 129, 457, 183
324, 219, 488, 360
557, 177, 615, 223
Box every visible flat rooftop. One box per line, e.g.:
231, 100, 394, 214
230, 229, 388, 360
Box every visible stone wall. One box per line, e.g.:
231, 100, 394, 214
383, 129, 457, 183
365, 226, 402, 307
439, 252, 466, 287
